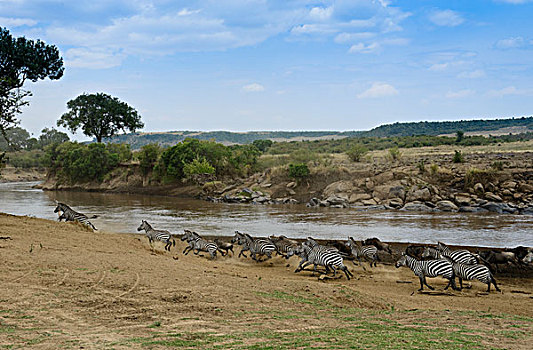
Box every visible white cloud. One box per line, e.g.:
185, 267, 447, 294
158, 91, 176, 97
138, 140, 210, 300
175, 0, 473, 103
334, 32, 376, 43
429, 9, 464, 27
494, 36, 528, 49
458, 69, 486, 78
495, 0, 533, 3
487, 86, 530, 97
0, 16, 37, 27
309, 6, 333, 21
429, 63, 449, 71
177, 8, 201, 16
357, 82, 399, 98
446, 89, 474, 98
64, 47, 125, 69
348, 42, 380, 54
242, 83, 265, 92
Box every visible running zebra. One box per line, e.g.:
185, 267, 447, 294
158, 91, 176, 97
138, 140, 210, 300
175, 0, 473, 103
137, 220, 175, 251
54, 202, 97, 231
436, 242, 478, 265
294, 241, 353, 280
180, 229, 220, 259
395, 253, 458, 291
345, 237, 379, 270
269, 235, 297, 259
448, 259, 500, 292
232, 231, 276, 262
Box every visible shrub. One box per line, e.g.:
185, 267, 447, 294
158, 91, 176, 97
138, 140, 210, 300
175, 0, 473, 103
464, 168, 497, 189
430, 163, 439, 176
417, 160, 426, 174
252, 139, 273, 153
137, 143, 161, 175
346, 144, 368, 162
387, 147, 402, 161
452, 150, 464, 163
491, 161, 504, 171
183, 158, 215, 178
288, 163, 310, 180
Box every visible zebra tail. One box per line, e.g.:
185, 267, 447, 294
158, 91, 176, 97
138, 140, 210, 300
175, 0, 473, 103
90, 215, 99, 219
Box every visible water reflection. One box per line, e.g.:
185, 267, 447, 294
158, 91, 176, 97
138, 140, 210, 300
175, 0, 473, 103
0, 181, 532, 247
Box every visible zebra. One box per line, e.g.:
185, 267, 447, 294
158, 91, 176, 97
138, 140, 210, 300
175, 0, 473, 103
345, 237, 379, 270
137, 220, 175, 251
448, 259, 500, 292
54, 202, 97, 231
180, 229, 220, 259
269, 235, 297, 259
395, 253, 458, 291
436, 242, 478, 265
294, 242, 353, 280
232, 231, 275, 261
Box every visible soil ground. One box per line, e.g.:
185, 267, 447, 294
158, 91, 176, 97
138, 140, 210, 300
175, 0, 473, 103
0, 213, 532, 349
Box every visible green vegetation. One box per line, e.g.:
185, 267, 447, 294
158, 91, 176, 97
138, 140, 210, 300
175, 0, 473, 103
288, 163, 310, 180
387, 147, 402, 161
0, 27, 64, 141
464, 168, 498, 189
45, 142, 132, 183
452, 150, 464, 163
58, 92, 144, 143
136, 143, 161, 175
183, 158, 216, 178
346, 144, 368, 162
155, 138, 259, 182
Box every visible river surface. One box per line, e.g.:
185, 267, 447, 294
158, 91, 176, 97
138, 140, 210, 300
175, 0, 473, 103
1, 181, 532, 247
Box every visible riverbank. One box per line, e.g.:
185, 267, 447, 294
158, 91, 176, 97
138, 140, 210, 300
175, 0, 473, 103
38, 144, 533, 216
1, 213, 532, 349
0, 166, 45, 183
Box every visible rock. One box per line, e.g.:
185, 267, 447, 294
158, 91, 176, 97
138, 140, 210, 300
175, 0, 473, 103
260, 183, 272, 188
520, 207, 533, 215
307, 198, 320, 207
253, 196, 269, 204
485, 192, 502, 202
400, 202, 434, 212
319, 200, 330, 207
459, 206, 488, 213
364, 178, 375, 190
481, 202, 518, 214
406, 187, 432, 202
286, 182, 297, 189
502, 181, 517, 189
362, 198, 378, 206
323, 180, 354, 198
388, 198, 403, 208
486, 182, 496, 193
388, 186, 406, 200
436, 200, 459, 212
349, 193, 372, 203
287, 189, 296, 196
473, 183, 484, 194
454, 194, 471, 206
518, 183, 533, 193
326, 196, 348, 207
501, 189, 513, 197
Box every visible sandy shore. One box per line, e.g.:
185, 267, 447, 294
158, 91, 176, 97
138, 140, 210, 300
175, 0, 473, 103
0, 213, 532, 349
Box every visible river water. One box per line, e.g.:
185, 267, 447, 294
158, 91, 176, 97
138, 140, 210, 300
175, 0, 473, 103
0, 181, 531, 247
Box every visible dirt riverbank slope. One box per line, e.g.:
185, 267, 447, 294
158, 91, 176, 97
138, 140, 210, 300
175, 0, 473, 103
1, 213, 532, 349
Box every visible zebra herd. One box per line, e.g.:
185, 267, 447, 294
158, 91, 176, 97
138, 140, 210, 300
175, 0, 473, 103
52, 202, 531, 294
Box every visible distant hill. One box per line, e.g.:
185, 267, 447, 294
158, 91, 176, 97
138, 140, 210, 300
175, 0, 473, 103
105, 116, 533, 149
360, 116, 533, 137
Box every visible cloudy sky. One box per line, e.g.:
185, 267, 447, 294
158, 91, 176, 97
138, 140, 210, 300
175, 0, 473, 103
2, 0, 533, 140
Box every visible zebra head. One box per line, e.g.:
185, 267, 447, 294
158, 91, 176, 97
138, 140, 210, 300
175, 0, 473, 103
181, 229, 193, 241
436, 241, 450, 253
231, 231, 243, 244
395, 253, 408, 268
54, 202, 66, 213
137, 220, 151, 232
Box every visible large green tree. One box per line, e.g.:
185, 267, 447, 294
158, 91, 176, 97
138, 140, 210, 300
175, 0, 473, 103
58, 93, 144, 143
0, 27, 64, 141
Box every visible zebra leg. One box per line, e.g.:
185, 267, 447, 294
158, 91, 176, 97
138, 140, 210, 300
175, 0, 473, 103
183, 246, 191, 254
295, 260, 309, 273
421, 276, 434, 290
418, 276, 425, 291
491, 276, 501, 292
341, 266, 352, 280
459, 278, 464, 290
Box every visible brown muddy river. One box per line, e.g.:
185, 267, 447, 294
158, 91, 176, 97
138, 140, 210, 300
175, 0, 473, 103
1, 181, 532, 247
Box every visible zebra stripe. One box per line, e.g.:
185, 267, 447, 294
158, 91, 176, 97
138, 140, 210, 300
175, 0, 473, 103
54, 202, 97, 231
345, 237, 379, 269
137, 220, 175, 251
294, 242, 353, 280
269, 235, 297, 259
181, 230, 219, 259
395, 253, 457, 291
449, 261, 500, 292
436, 242, 478, 265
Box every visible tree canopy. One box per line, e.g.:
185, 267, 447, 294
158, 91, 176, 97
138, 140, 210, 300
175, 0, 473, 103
57, 93, 144, 143
0, 27, 64, 140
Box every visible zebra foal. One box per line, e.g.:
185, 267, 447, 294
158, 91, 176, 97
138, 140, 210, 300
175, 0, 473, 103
294, 241, 353, 280
181, 229, 220, 259
449, 260, 500, 292
54, 202, 97, 230
395, 253, 458, 291
345, 237, 379, 270
137, 220, 175, 251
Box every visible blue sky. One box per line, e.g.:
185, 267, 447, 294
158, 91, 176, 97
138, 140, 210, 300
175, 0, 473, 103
2, 0, 533, 140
